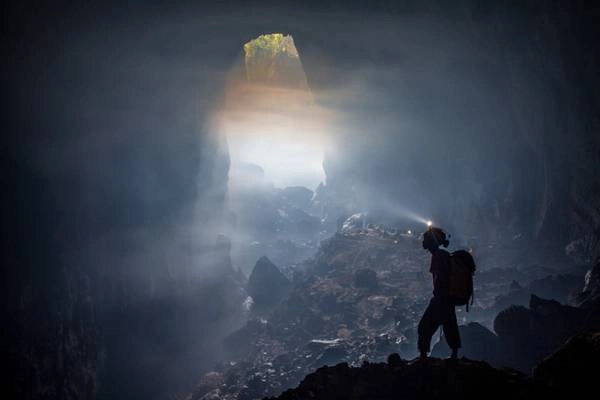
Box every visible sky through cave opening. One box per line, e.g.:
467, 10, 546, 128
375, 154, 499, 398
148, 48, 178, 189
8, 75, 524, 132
218, 33, 328, 191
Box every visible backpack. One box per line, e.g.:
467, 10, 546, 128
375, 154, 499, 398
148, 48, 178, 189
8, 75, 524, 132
448, 250, 476, 311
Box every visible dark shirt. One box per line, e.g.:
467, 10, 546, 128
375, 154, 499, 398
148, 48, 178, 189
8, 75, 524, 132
429, 249, 451, 297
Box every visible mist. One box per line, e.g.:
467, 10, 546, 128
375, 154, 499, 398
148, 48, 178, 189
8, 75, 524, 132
3, 2, 599, 400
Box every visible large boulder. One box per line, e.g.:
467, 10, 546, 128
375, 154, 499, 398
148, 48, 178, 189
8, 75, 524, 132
247, 256, 292, 311
493, 295, 588, 371
534, 331, 600, 397
432, 323, 502, 366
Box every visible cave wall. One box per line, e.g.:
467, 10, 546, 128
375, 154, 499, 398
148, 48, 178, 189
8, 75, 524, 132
2, 2, 599, 400
479, 1, 600, 260
2, 4, 239, 400
300, 1, 600, 261
2, 157, 98, 400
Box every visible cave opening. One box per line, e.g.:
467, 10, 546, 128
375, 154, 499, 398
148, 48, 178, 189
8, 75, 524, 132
214, 33, 333, 273
220, 33, 327, 190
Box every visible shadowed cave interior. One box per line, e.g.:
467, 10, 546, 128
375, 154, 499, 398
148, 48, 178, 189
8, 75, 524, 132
3, 2, 600, 400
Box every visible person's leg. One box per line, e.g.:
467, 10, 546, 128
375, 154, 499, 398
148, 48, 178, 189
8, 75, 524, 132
417, 297, 441, 357
441, 300, 461, 358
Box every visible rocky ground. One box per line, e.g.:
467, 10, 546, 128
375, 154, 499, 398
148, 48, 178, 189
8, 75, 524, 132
185, 223, 598, 400
267, 357, 530, 400
266, 330, 600, 400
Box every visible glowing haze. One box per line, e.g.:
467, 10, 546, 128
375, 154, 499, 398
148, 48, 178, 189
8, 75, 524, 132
217, 33, 330, 189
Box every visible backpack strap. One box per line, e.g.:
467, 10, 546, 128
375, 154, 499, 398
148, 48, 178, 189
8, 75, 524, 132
467, 261, 475, 312
467, 291, 474, 312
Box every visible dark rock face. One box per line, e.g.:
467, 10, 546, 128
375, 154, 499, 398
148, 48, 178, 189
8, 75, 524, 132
534, 331, 600, 397
434, 292, 600, 373
247, 257, 292, 311
3, 267, 98, 400
492, 295, 589, 372
6, 4, 600, 400
97, 234, 247, 400
2, 156, 99, 400
577, 259, 600, 308
3, 8, 238, 399
268, 330, 600, 400
317, 1, 600, 265
491, 273, 583, 312
431, 323, 501, 365
267, 358, 529, 400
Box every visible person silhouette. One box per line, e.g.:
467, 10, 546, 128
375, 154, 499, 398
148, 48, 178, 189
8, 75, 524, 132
417, 226, 461, 360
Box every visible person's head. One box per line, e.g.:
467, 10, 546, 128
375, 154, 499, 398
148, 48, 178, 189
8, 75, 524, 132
422, 226, 449, 252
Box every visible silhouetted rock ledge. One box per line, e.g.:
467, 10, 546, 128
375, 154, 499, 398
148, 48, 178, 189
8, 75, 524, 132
266, 331, 600, 400
265, 356, 529, 400
533, 331, 600, 397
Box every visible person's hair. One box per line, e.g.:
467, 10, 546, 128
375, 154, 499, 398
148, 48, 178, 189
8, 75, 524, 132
422, 227, 449, 248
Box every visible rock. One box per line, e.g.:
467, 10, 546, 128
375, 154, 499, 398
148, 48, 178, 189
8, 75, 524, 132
198, 389, 222, 400
493, 295, 588, 371
315, 346, 348, 367
353, 268, 378, 289
187, 372, 224, 400
491, 273, 584, 315
266, 330, 600, 400
576, 258, 600, 308
386, 352, 404, 368
247, 256, 292, 311
527, 274, 583, 304
492, 287, 531, 312
224, 318, 271, 359
565, 239, 592, 265
282, 186, 314, 211
534, 331, 600, 397
432, 323, 501, 365
493, 305, 532, 340
282, 207, 320, 235
266, 358, 529, 400
340, 213, 368, 233
510, 280, 524, 291
190, 229, 600, 399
